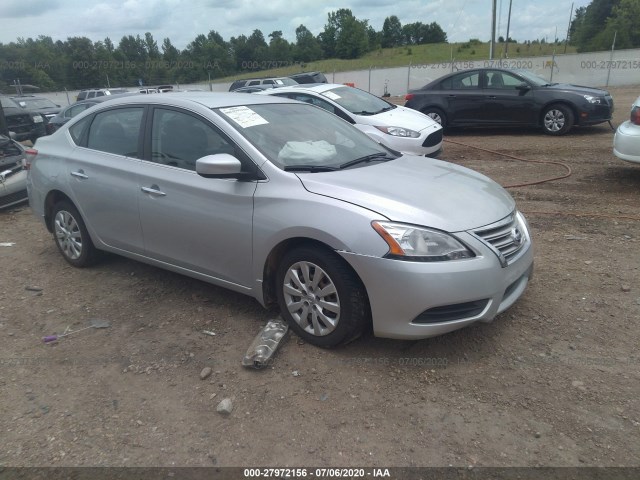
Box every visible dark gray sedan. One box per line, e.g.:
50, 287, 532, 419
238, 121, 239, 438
405, 68, 614, 135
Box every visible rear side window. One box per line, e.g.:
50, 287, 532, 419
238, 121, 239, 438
86, 108, 144, 157
440, 72, 480, 90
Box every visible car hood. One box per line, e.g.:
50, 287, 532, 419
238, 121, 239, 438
297, 155, 515, 232
355, 105, 440, 132
544, 83, 610, 96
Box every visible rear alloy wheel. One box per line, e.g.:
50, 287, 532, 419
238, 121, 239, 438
422, 108, 447, 128
52, 200, 98, 267
276, 247, 369, 348
542, 104, 574, 135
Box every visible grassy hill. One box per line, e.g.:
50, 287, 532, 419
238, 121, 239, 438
215, 41, 576, 83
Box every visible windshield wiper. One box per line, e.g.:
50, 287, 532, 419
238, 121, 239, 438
284, 165, 338, 172
339, 152, 395, 169
350, 110, 376, 116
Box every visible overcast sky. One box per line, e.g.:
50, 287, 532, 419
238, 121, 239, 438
0, 0, 589, 50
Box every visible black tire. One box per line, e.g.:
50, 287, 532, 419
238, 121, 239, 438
541, 104, 574, 135
51, 200, 99, 267
422, 107, 447, 128
276, 246, 369, 348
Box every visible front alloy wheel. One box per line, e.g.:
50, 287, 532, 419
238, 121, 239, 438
542, 104, 574, 135
276, 247, 369, 347
283, 261, 341, 337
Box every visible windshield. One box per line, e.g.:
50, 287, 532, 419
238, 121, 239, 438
515, 70, 550, 86
19, 98, 58, 109
216, 103, 392, 170
321, 86, 395, 115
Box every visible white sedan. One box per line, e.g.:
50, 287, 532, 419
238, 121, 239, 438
614, 95, 640, 164
259, 84, 443, 157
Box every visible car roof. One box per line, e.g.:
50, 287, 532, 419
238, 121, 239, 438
83, 91, 298, 109
71, 92, 141, 105
260, 83, 343, 94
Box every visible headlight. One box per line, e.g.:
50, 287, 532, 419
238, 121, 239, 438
372, 221, 474, 261
33, 115, 44, 123
583, 95, 602, 104
374, 126, 420, 138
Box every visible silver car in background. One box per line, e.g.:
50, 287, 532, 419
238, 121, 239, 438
0, 135, 29, 210
27, 93, 533, 347
613, 95, 640, 164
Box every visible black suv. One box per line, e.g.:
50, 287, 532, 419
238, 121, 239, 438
288, 72, 328, 84
0, 95, 46, 143
11, 95, 62, 135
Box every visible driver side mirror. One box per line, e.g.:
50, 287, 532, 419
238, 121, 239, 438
195, 153, 261, 180
516, 82, 531, 92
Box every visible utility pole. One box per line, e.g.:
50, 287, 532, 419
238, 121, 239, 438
490, 0, 497, 59
504, 0, 513, 58
564, 2, 574, 54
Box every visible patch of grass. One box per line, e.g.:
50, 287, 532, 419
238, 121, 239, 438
211, 41, 576, 84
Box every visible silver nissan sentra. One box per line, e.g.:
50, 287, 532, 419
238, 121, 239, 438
27, 92, 533, 347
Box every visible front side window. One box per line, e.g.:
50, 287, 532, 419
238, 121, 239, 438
150, 108, 236, 171
486, 71, 524, 89
86, 107, 143, 156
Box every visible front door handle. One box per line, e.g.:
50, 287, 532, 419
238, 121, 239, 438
141, 185, 166, 196
71, 170, 88, 179
487, 96, 497, 99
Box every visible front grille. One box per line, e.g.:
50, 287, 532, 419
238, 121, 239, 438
473, 213, 528, 267
422, 129, 443, 147
412, 299, 489, 324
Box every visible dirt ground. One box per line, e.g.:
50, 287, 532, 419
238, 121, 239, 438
1, 86, 639, 470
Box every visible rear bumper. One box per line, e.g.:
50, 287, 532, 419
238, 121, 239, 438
613, 121, 640, 163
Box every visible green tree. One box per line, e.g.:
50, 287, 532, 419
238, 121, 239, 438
602, 0, 640, 48
267, 30, 292, 63
381, 15, 402, 48
571, 0, 619, 51
320, 9, 369, 59
293, 24, 323, 62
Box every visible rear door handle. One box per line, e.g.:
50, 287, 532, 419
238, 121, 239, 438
71, 170, 88, 179
141, 185, 166, 196
487, 96, 497, 99
447, 94, 456, 98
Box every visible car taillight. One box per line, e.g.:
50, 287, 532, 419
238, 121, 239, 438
405, 93, 414, 101
630, 106, 640, 125
23, 148, 37, 170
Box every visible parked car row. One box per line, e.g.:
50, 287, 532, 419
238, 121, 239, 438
228, 72, 328, 92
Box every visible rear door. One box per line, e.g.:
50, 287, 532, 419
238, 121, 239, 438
137, 107, 257, 288
437, 70, 484, 124
65, 106, 146, 253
